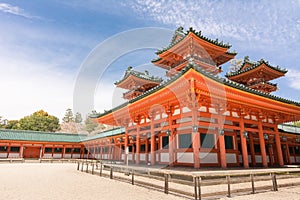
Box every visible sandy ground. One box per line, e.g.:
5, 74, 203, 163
0, 163, 299, 200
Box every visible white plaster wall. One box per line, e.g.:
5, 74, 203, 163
72, 154, 80, 159
160, 153, 169, 162
177, 117, 191, 123
162, 113, 168, 118
8, 153, 19, 158
53, 154, 62, 159
290, 157, 295, 163
239, 155, 242, 163
127, 154, 132, 161
64, 154, 71, 158
255, 155, 262, 163
200, 152, 218, 163
296, 156, 300, 163
177, 152, 194, 163
121, 154, 125, 160
182, 107, 191, 113
174, 109, 180, 115
199, 106, 206, 112
232, 112, 238, 117
226, 153, 237, 163
140, 154, 146, 161
156, 154, 159, 162
0, 153, 7, 158
43, 154, 52, 158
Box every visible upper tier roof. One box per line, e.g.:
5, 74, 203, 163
115, 67, 162, 90
226, 57, 287, 81
152, 27, 237, 69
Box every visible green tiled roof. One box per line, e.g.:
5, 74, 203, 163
82, 127, 125, 142
226, 58, 288, 77
155, 27, 234, 55
91, 61, 300, 119
115, 68, 162, 86
0, 129, 87, 143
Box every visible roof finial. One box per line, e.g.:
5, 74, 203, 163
127, 66, 133, 71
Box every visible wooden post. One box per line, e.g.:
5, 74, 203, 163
250, 174, 255, 194
92, 163, 95, 174
227, 175, 231, 197
131, 169, 135, 185
198, 177, 201, 200
110, 166, 113, 179
81, 161, 84, 172
194, 176, 201, 200
86, 162, 89, 173
99, 163, 102, 176
77, 162, 80, 170
271, 173, 278, 191
258, 119, 268, 167
164, 173, 169, 194
194, 177, 198, 200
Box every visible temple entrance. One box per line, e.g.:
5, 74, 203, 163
23, 147, 41, 158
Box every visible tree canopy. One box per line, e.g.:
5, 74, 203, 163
17, 110, 59, 132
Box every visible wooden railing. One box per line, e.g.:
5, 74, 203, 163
77, 160, 300, 200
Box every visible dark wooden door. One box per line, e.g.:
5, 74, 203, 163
23, 147, 41, 158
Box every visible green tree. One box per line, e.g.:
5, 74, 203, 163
84, 117, 98, 133
75, 112, 82, 123
3, 120, 19, 129
62, 108, 74, 123
17, 110, 59, 132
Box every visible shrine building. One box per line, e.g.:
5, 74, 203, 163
0, 27, 300, 169
90, 27, 300, 168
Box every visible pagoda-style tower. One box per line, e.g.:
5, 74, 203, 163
152, 27, 237, 77
115, 66, 163, 100
226, 57, 288, 94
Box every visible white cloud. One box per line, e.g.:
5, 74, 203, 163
286, 69, 300, 91
0, 3, 34, 19
129, 0, 300, 45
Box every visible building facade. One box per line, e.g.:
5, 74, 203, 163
1, 28, 300, 169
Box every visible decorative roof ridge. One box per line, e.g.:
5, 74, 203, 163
155, 27, 233, 55
226, 57, 288, 77
115, 67, 163, 85
0, 128, 87, 137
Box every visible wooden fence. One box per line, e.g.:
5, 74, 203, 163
76, 160, 300, 200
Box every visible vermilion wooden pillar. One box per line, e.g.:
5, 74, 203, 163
124, 128, 128, 163
240, 116, 249, 168
150, 116, 156, 165
218, 133, 226, 168
258, 120, 268, 167
217, 113, 227, 169
19, 144, 24, 158
192, 108, 200, 169
168, 112, 174, 167
274, 125, 284, 166
248, 133, 256, 166
136, 125, 140, 164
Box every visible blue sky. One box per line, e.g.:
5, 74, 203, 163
0, 0, 300, 120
